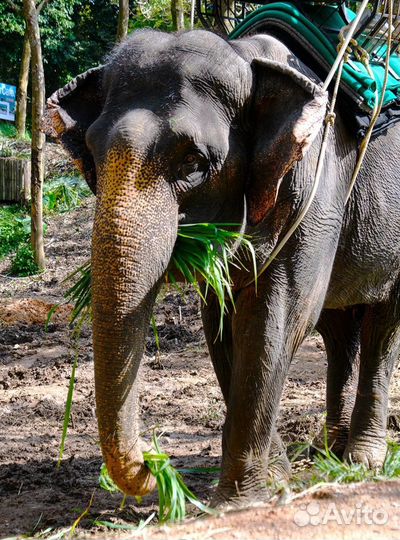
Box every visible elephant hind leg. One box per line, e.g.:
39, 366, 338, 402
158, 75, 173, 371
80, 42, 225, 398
315, 306, 364, 457
345, 291, 400, 468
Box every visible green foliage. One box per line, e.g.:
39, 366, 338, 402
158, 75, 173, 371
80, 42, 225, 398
99, 463, 121, 494
93, 513, 155, 531
143, 434, 214, 522
313, 446, 372, 483
0, 0, 183, 99
0, 121, 31, 144
0, 177, 90, 277
311, 440, 400, 484
170, 223, 257, 335
40, 0, 120, 94
0, 2, 25, 89
151, 313, 161, 352
0, 147, 13, 158
0, 121, 31, 157
43, 176, 91, 213
64, 260, 92, 326
10, 242, 39, 276
0, 122, 25, 157
98, 434, 214, 523
63, 224, 257, 336
130, 0, 196, 32
0, 0, 119, 94
287, 436, 400, 497
381, 442, 400, 477
57, 350, 78, 467
130, 0, 174, 31
0, 122, 18, 139
0, 205, 30, 259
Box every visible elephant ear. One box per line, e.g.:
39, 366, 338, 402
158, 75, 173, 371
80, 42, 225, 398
42, 66, 104, 194
246, 58, 328, 225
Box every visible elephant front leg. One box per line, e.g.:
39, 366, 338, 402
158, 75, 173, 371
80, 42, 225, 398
315, 307, 363, 456
213, 283, 309, 506
201, 291, 234, 403
345, 297, 400, 468
201, 290, 290, 506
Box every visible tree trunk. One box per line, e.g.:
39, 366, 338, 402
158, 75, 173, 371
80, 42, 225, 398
116, 0, 129, 42
23, 0, 46, 270
216, 0, 235, 33
16, 28, 31, 139
171, 0, 185, 31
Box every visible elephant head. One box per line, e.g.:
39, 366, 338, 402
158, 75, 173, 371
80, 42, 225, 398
43, 29, 327, 496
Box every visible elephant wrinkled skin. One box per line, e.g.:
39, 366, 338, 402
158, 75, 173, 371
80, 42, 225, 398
43, 29, 400, 505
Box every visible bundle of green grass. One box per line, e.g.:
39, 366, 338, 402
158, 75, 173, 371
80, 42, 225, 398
66, 223, 257, 335
62, 223, 256, 522
99, 433, 216, 522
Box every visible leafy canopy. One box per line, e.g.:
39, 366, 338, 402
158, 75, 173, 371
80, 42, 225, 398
0, 0, 194, 96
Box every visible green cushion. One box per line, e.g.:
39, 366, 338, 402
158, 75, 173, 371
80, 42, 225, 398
229, 2, 400, 110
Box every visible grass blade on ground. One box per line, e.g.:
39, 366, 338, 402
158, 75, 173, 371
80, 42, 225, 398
57, 350, 78, 468
93, 513, 155, 532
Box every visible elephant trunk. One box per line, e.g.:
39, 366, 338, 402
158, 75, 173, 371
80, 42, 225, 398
92, 143, 178, 495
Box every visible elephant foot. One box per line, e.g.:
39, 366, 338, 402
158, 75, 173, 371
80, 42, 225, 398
210, 484, 271, 511
313, 424, 350, 459
344, 438, 388, 469
211, 436, 290, 509
210, 468, 272, 510
267, 450, 292, 485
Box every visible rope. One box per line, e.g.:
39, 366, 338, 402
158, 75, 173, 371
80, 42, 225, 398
250, 59, 344, 282
246, 1, 394, 284
345, 0, 394, 202
354, 47, 379, 119
322, 0, 370, 91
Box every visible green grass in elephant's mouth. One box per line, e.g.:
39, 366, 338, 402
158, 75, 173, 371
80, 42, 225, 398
63, 222, 257, 337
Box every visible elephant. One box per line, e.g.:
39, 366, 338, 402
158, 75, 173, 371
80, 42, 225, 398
43, 28, 400, 506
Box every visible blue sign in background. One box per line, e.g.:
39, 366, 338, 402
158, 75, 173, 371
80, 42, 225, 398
0, 83, 17, 122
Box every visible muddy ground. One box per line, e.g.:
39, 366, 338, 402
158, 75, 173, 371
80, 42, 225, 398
1, 197, 400, 539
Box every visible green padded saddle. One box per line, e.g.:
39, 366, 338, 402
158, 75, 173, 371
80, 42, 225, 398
229, 2, 400, 111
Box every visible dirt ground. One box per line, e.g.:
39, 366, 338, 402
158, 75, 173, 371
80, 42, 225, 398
1, 198, 400, 539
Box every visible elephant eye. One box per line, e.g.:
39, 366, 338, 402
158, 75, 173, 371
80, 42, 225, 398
178, 151, 208, 182
183, 153, 197, 165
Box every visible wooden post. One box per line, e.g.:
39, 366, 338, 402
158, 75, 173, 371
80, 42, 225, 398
0, 158, 31, 203
16, 29, 31, 139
